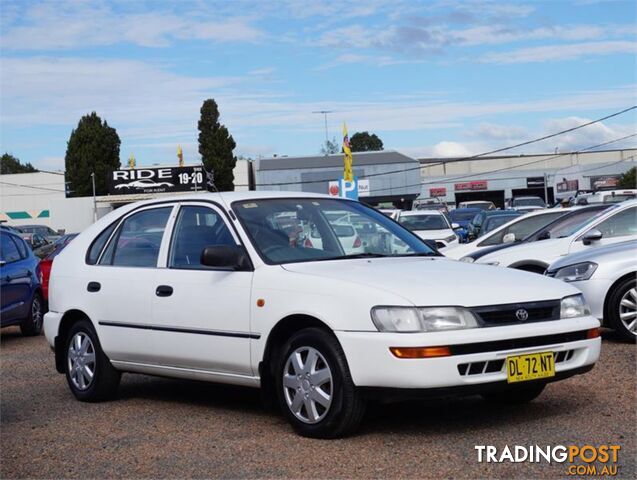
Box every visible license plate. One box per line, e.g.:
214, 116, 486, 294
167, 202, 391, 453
506, 352, 555, 384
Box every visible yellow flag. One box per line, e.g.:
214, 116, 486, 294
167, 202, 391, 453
128, 153, 136, 169
177, 144, 184, 166
342, 123, 353, 182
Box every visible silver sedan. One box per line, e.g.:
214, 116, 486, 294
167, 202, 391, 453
546, 240, 637, 341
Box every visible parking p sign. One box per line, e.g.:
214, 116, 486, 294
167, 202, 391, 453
328, 178, 369, 200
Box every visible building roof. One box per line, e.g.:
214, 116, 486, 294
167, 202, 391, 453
418, 148, 637, 165
257, 150, 418, 171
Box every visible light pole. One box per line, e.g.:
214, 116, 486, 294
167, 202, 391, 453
91, 172, 97, 222
312, 110, 333, 153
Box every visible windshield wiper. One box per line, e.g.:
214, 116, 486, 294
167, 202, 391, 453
393, 251, 441, 257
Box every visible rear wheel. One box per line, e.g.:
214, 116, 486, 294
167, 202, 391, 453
607, 277, 637, 342
275, 327, 366, 438
20, 292, 43, 336
482, 382, 546, 404
65, 320, 121, 401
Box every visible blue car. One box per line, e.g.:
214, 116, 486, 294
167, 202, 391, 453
0, 230, 44, 336
449, 208, 482, 243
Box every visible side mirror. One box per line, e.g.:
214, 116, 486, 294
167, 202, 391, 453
201, 245, 250, 270
451, 222, 460, 229
538, 231, 551, 241
0, 260, 6, 267
57, 229, 65, 235
582, 229, 603, 246
503, 233, 516, 244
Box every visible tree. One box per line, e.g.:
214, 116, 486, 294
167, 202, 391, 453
617, 167, 636, 188
320, 137, 339, 155
349, 131, 384, 152
1, 153, 38, 174
64, 112, 120, 196
198, 99, 237, 191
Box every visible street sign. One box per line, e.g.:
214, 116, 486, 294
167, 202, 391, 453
526, 176, 545, 188
429, 187, 447, 197
328, 178, 370, 200
108, 166, 205, 195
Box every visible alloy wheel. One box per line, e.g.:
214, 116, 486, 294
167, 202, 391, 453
31, 296, 43, 331
67, 332, 96, 390
282, 346, 333, 424
619, 287, 637, 335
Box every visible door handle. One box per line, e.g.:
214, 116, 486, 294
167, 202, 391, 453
155, 285, 173, 297
87, 281, 101, 293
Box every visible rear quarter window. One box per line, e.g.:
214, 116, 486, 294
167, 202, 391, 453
86, 222, 118, 265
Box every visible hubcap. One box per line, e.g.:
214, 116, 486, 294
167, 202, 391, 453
31, 297, 42, 330
619, 287, 637, 336
67, 332, 96, 390
282, 346, 333, 424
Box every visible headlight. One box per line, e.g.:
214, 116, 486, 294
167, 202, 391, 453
459, 256, 474, 263
553, 262, 597, 282
371, 306, 479, 332
560, 294, 591, 319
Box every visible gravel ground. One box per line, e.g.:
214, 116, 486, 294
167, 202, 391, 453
1, 326, 635, 479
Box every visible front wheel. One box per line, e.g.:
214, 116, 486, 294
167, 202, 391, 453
20, 292, 43, 336
482, 382, 546, 404
275, 328, 366, 438
607, 277, 637, 342
65, 320, 121, 402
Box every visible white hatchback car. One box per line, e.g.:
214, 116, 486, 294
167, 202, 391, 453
45, 192, 601, 438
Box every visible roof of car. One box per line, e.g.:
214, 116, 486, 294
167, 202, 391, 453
400, 209, 443, 216
479, 209, 521, 217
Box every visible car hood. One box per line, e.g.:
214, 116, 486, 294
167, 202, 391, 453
548, 239, 637, 270
281, 257, 576, 307
412, 228, 454, 240
475, 237, 567, 265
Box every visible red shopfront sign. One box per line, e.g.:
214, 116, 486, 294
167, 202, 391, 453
454, 180, 488, 191
429, 187, 447, 197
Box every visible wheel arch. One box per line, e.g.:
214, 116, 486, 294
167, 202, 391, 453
603, 272, 637, 327
258, 314, 335, 402
54, 309, 95, 373
509, 260, 549, 273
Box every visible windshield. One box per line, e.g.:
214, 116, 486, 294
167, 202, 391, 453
482, 215, 520, 234
19, 226, 54, 236
513, 198, 545, 207
543, 208, 609, 239
233, 198, 436, 264
398, 214, 448, 231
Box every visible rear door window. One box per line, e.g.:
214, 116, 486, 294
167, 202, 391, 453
1, 234, 22, 263
100, 208, 172, 267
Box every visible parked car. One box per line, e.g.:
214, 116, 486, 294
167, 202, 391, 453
395, 210, 458, 249
466, 210, 522, 241
583, 189, 637, 205
15, 224, 62, 242
457, 200, 496, 211
448, 208, 482, 243
304, 222, 364, 255
546, 240, 636, 342
455, 205, 610, 263
507, 196, 546, 213
442, 208, 572, 259
378, 208, 401, 220
44, 192, 601, 438
39, 234, 78, 302
474, 200, 637, 273
412, 197, 446, 212
20, 232, 50, 250
0, 230, 44, 336
33, 233, 77, 259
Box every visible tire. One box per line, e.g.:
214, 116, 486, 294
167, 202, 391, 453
20, 291, 43, 336
482, 382, 546, 404
64, 320, 121, 402
275, 327, 366, 438
607, 276, 637, 342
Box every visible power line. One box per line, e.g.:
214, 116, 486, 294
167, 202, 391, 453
0, 180, 65, 193
247, 105, 636, 188
370, 133, 637, 195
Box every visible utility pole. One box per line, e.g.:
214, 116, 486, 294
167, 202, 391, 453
91, 172, 97, 222
312, 110, 333, 153
543, 172, 549, 205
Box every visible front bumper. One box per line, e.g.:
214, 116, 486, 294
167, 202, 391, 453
566, 279, 611, 322
335, 315, 600, 389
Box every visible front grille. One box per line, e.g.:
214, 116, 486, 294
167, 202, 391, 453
457, 350, 575, 376
471, 300, 560, 326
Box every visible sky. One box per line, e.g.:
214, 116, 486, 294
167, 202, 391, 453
0, 0, 636, 171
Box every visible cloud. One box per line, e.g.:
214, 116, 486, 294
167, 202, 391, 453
481, 40, 637, 63
248, 67, 276, 76
0, 2, 264, 51
432, 141, 474, 157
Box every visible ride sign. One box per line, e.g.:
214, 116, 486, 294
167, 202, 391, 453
108, 166, 205, 194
